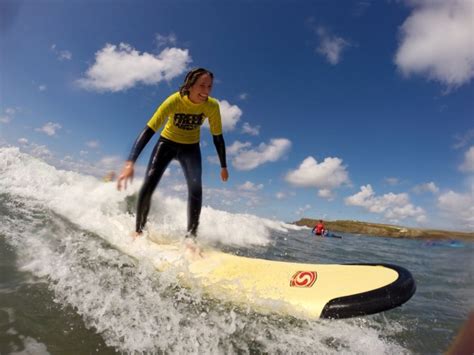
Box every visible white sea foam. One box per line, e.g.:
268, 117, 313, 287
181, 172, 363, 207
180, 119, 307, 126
0, 147, 408, 354
1, 307, 50, 354
9, 336, 50, 355
0, 146, 290, 247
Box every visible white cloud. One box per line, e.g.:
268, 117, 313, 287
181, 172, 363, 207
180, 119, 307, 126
354, 0, 372, 17
29, 144, 53, 160
346, 185, 407, 213
285, 156, 350, 198
206, 155, 220, 166
13, 141, 133, 179
345, 184, 426, 223
216, 100, 242, 131
318, 189, 334, 200
238, 93, 249, 100
232, 138, 291, 171
38, 85, 47, 91
67, 152, 145, 179
316, 26, 350, 65
1, 107, 20, 123
459, 146, 474, 172
242, 122, 260, 136
0, 115, 11, 124
453, 129, 474, 149
171, 183, 187, 192
36, 122, 62, 136
85, 140, 100, 149
395, 0, 474, 89
437, 188, 474, 230
276, 192, 286, 199
155, 33, 177, 48
77, 43, 191, 92
98, 155, 122, 170
238, 181, 264, 192
204, 187, 240, 207
385, 204, 427, 223
296, 204, 312, 216
413, 181, 439, 194
227, 140, 252, 155
202, 186, 263, 210
385, 177, 400, 186
51, 44, 72, 61
59, 51, 72, 61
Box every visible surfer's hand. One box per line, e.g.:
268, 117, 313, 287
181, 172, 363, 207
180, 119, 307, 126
220, 168, 229, 182
117, 161, 134, 191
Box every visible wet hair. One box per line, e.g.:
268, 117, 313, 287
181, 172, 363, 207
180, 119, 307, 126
179, 68, 214, 97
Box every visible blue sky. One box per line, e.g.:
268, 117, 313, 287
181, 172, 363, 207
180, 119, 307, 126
1, 0, 473, 231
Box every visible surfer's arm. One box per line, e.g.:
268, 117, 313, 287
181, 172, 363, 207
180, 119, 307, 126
117, 126, 155, 191
128, 126, 155, 162
213, 134, 228, 182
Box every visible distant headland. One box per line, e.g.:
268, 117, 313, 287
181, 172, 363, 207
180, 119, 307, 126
294, 218, 474, 242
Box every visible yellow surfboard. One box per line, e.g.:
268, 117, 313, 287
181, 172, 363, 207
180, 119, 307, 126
138, 236, 416, 319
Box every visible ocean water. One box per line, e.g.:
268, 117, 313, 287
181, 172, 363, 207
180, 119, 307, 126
0, 146, 473, 354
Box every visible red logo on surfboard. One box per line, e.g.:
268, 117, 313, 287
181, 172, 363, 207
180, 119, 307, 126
290, 271, 317, 288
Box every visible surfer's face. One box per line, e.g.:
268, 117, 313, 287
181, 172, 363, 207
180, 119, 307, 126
188, 73, 213, 104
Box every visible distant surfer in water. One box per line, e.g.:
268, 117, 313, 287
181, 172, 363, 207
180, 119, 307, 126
312, 220, 325, 236
117, 68, 229, 244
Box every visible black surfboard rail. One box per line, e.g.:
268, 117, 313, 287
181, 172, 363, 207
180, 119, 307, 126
320, 263, 416, 319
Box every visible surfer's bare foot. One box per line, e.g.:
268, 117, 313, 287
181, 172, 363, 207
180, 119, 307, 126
130, 231, 143, 239
183, 237, 203, 258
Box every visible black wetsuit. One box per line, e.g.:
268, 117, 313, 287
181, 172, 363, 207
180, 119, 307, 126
128, 126, 226, 236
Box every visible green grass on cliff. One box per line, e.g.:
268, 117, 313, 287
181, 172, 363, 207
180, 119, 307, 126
294, 218, 474, 241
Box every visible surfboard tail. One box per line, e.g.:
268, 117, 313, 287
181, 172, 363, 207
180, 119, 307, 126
320, 264, 416, 319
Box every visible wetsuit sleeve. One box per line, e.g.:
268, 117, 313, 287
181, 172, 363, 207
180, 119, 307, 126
208, 101, 223, 136
213, 134, 227, 168
127, 126, 155, 162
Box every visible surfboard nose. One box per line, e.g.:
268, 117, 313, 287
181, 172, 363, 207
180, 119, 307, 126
320, 263, 416, 319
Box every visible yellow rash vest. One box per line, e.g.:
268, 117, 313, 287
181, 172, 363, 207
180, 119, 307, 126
147, 92, 223, 144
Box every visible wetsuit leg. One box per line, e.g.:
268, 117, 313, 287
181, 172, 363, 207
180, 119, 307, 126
136, 139, 177, 233
177, 144, 202, 237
